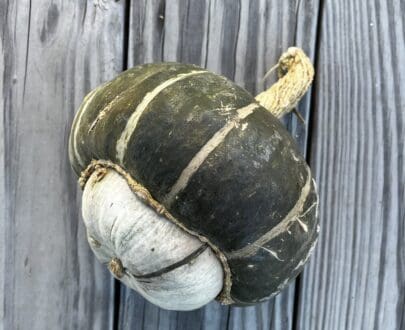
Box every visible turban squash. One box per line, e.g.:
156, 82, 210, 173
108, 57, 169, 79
69, 48, 319, 310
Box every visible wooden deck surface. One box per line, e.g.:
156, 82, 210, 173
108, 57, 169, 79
1, 1, 404, 329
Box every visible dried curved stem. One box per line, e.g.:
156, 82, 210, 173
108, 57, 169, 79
255, 47, 314, 119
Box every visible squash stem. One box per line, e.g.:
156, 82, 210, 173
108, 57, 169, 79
255, 47, 314, 119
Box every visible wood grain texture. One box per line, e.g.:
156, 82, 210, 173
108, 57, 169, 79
1, 1, 124, 328
119, 1, 320, 329
0, 3, 6, 328
296, 0, 405, 329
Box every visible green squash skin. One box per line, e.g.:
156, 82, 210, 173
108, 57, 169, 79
69, 63, 319, 305
170, 108, 308, 251
70, 63, 207, 175
122, 72, 253, 200
227, 180, 318, 303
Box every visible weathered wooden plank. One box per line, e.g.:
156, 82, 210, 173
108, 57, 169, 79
296, 1, 405, 329
128, 0, 165, 64
0, 3, 6, 328
227, 286, 295, 330
119, 1, 320, 329
1, 1, 124, 328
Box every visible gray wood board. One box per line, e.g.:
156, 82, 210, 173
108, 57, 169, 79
119, 1, 320, 329
296, 0, 405, 329
1, 1, 124, 329
0, 2, 6, 328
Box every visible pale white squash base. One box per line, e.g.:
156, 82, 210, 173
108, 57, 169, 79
82, 169, 224, 311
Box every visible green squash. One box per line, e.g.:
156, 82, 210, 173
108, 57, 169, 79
69, 54, 319, 306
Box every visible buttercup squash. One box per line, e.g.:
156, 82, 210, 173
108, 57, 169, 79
69, 48, 319, 310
